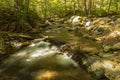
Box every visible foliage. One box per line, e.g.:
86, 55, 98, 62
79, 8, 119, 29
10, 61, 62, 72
0, 0, 120, 33
29, 0, 120, 17
91, 8, 108, 17
0, 4, 39, 33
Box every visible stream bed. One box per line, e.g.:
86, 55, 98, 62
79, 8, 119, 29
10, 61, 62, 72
0, 39, 94, 80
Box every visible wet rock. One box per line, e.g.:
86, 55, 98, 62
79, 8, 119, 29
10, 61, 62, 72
103, 60, 120, 80
93, 27, 106, 35
69, 15, 82, 25
45, 20, 52, 26
39, 24, 48, 28
82, 55, 120, 80
102, 45, 112, 52
96, 30, 120, 44
112, 42, 120, 50
115, 18, 120, 23
85, 19, 91, 27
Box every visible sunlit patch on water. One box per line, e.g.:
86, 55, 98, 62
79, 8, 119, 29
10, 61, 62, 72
35, 70, 58, 80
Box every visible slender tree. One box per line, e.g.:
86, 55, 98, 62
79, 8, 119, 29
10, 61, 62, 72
100, 0, 104, 10
14, 0, 24, 10
115, 0, 119, 11
25, 0, 30, 13
88, 0, 92, 15
108, 0, 112, 13
83, 0, 87, 14
44, 0, 47, 22
73, 0, 76, 14
77, 0, 80, 10
64, 0, 67, 13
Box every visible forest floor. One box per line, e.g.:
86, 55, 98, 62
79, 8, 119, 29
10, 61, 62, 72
0, 15, 120, 80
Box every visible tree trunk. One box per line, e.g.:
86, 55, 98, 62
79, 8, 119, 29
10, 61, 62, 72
88, 0, 92, 15
64, 0, 67, 13
115, 1, 119, 11
108, 0, 112, 13
83, 0, 87, 14
77, 0, 80, 10
25, 0, 30, 12
44, 0, 47, 22
73, 0, 76, 14
100, 0, 104, 10
13, 0, 32, 32
14, 0, 24, 10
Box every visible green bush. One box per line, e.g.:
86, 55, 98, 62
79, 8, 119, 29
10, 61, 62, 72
91, 8, 107, 17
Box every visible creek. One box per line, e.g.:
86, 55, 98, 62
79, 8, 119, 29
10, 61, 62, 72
0, 27, 95, 80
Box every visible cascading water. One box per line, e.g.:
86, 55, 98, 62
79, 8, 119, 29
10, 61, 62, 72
0, 39, 94, 80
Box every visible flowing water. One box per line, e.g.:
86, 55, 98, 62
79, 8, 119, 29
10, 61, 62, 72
0, 39, 95, 80
43, 27, 79, 42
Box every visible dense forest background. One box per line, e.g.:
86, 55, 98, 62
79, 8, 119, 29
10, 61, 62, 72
0, 0, 120, 33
